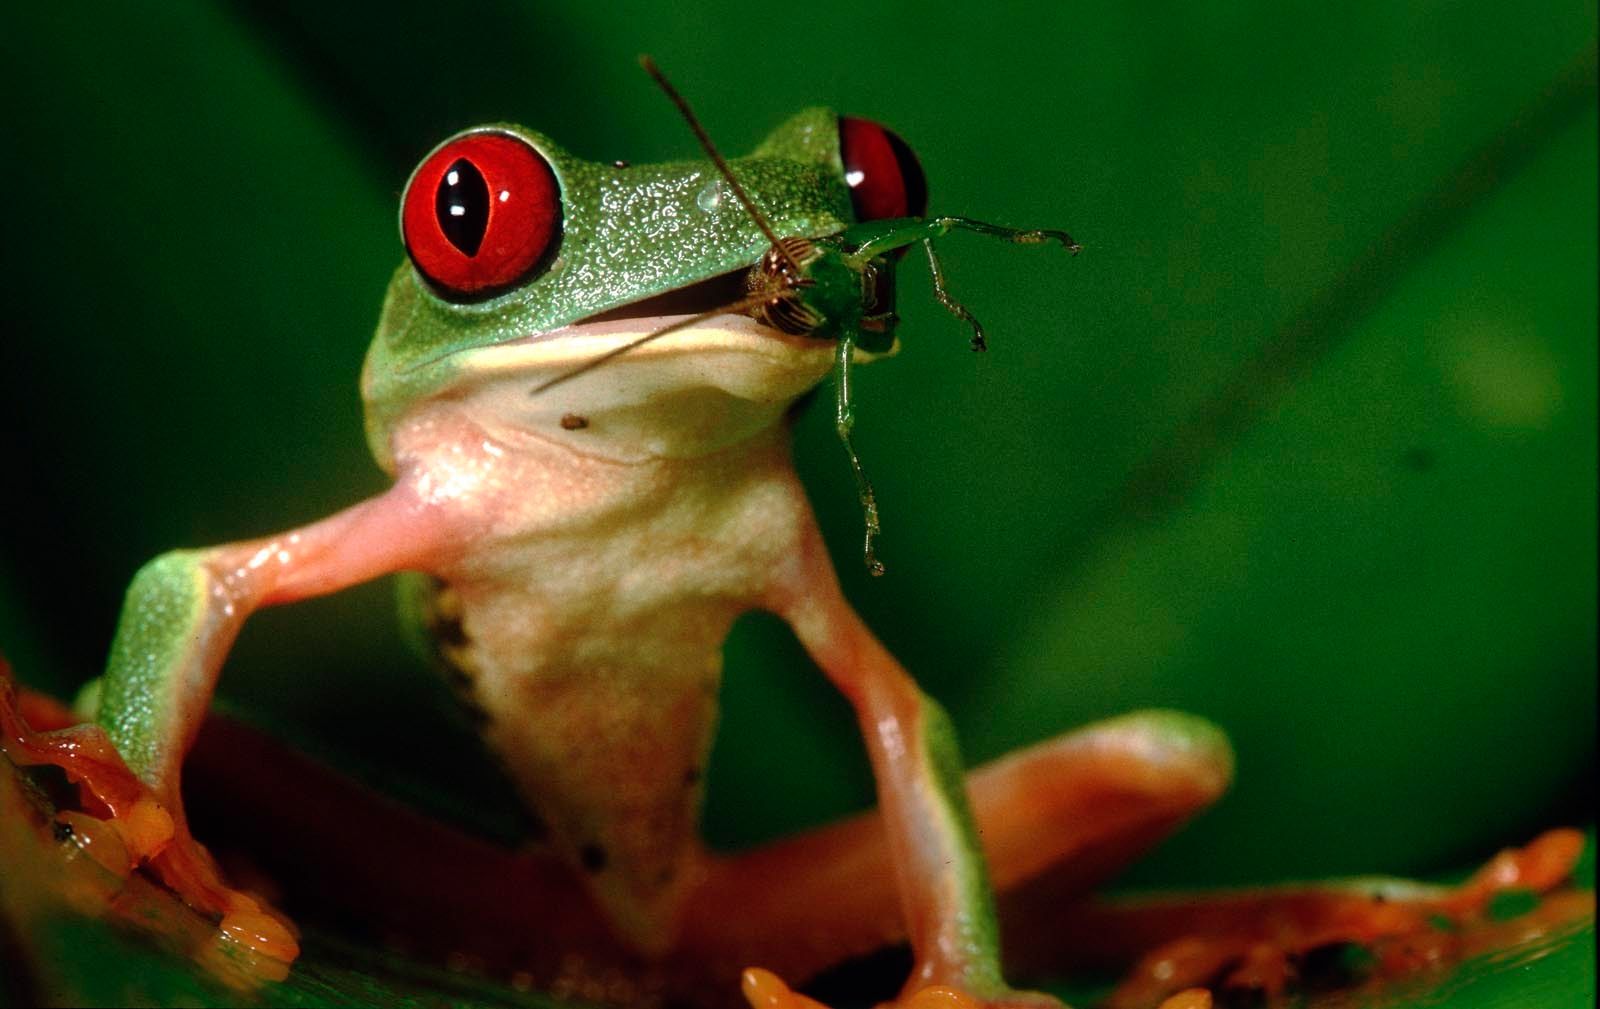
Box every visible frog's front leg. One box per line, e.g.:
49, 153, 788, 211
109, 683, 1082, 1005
63, 478, 458, 954
756, 519, 1053, 1008
96, 482, 453, 797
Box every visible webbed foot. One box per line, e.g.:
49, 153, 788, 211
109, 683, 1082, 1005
1093, 829, 1591, 1009
0, 663, 298, 964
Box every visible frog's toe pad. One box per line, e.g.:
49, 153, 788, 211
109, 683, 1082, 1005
1106, 830, 1592, 1009
741, 966, 1061, 1009
742, 968, 831, 1009
0, 665, 299, 963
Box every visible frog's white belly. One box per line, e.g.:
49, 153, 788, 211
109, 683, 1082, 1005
390, 401, 811, 949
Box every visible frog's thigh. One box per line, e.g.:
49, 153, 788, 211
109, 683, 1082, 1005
676, 710, 1231, 982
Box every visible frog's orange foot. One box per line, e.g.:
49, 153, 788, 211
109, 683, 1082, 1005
742, 968, 831, 1009
741, 966, 1062, 1009
1104, 829, 1592, 1009
0, 663, 299, 964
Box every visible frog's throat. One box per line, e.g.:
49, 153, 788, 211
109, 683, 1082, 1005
368, 314, 889, 468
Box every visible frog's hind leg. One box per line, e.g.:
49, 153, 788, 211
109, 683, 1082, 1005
689, 507, 1235, 1008
675, 709, 1232, 991
1014, 828, 1592, 1009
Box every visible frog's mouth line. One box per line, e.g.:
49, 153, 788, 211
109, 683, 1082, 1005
495, 264, 838, 394
400, 263, 817, 382
576, 268, 754, 326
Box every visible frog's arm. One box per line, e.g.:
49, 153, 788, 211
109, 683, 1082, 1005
93, 479, 457, 800
762, 519, 1027, 1002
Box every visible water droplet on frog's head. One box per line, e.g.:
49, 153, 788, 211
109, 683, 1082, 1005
696, 179, 724, 213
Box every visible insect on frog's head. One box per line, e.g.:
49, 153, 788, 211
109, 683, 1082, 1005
360, 101, 926, 468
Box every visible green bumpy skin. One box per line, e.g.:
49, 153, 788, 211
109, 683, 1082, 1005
362, 108, 853, 470
919, 692, 1006, 994
96, 550, 215, 782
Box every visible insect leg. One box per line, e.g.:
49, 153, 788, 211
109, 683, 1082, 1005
932, 215, 1082, 253
922, 238, 988, 352
848, 216, 1081, 262
834, 335, 886, 576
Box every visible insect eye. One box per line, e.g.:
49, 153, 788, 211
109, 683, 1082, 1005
401, 131, 561, 299
839, 117, 927, 222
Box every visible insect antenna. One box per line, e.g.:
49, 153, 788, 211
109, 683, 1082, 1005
531, 56, 810, 397
639, 55, 805, 277
529, 290, 775, 396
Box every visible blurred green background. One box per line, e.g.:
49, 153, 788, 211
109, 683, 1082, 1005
0, 0, 1593, 949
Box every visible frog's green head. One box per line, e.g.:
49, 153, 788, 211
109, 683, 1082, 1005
362, 108, 876, 468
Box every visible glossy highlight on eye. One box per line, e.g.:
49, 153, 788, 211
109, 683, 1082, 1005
402, 131, 561, 298
839, 116, 927, 222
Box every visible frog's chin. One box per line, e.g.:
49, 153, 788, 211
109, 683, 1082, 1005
441, 313, 883, 463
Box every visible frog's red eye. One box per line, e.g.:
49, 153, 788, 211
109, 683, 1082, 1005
839, 117, 927, 222
402, 132, 561, 299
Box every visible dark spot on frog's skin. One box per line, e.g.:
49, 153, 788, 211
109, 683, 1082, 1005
579, 843, 608, 873
560, 413, 589, 431
1402, 447, 1436, 471
51, 820, 74, 843
684, 767, 702, 786
425, 580, 470, 648
440, 656, 489, 728
435, 617, 469, 649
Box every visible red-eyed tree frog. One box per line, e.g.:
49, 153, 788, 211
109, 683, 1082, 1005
0, 60, 1584, 1009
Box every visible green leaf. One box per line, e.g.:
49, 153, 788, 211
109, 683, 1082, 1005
0, 0, 1592, 1006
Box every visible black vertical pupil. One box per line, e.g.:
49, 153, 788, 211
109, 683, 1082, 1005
436, 158, 490, 257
